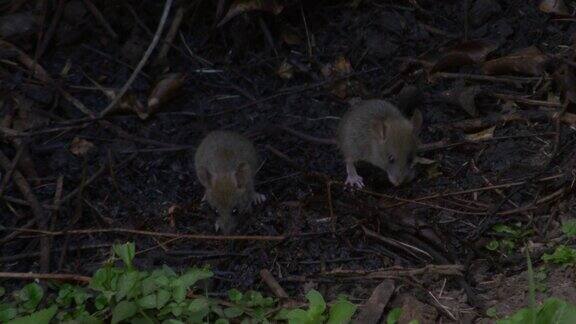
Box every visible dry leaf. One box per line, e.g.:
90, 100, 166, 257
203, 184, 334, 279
217, 0, 284, 27
105, 90, 147, 119
70, 137, 94, 156
148, 72, 186, 113
441, 85, 483, 117
482, 46, 549, 76
464, 126, 495, 141
539, 0, 570, 15
354, 280, 395, 324
277, 60, 293, 79
429, 40, 498, 74
321, 56, 356, 99
0, 12, 38, 39
280, 26, 301, 45
415, 156, 436, 165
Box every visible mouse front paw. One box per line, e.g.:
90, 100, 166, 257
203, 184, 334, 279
345, 175, 365, 189
215, 216, 236, 235
253, 193, 266, 204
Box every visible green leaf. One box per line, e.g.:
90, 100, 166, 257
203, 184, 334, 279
537, 298, 576, 323
386, 307, 402, 324
8, 305, 57, 324
0, 286, 5, 297
116, 271, 139, 301
161, 320, 184, 324
228, 289, 243, 303
15, 283, 44, 311
486, 240, 500, 251
188, 297, 209, 313
306, 289, 326, 317
327, 299, 356, 324
171, 281, 186, 303
497, 308, 533, 324
130, 317, 154, 324
486, 307, 498, 318
111, 301, 138, 324
493, 224, 517, 235
156, 289, 171, 309
215, 319, 229, 324
94, 293, 109, 310
113, 242, 136, 269
0, 304, 18, 322
562, 220, 576, 237
542, 245, 576, 265
179, 268, 213, 288
137, 295, 157, 309
284, 309, 310, 324
90, 267, 116, 291
223, 306, 244, 318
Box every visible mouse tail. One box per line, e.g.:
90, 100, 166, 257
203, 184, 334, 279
279, 125, 337, 145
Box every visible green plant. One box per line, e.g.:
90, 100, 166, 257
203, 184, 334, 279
542, 245, 576, 265
0, 243, 357, 323
486, 223, 532, 255
386, 307, 402, 324
495, 246, 576, 324
561, 219, 576, 237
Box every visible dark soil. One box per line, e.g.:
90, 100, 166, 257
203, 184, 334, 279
1, 0, 576, 322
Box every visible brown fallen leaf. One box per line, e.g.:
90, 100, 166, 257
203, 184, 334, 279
353, 280, 395, 324
482, 46, 549, 76
277, 60, 293, 79
148, 72, 187, 114
104, 90, 147, 120
464, 126, 495, 141
322, 56, 356, 99
217, 0, 284, 27
539, 0, 570, 15
429, 39, 498, 74
70, 137, 94, 156
280, 25, 301, 45
440, 85, 483, 117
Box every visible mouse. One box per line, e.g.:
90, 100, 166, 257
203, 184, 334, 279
338, 99, 422, 188
278, 99, 422, 189
194, 130, 265, 234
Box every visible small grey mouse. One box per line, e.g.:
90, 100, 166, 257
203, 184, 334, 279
279, 99, 422, 189
338, 99, 422, 188
194, 130, 265, 234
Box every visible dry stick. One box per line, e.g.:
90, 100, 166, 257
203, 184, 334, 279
0, 40, 96, 117
432, 72, 542, 85
0, 151, 50, 273
156, 5, 186, 66
0, 243, 111, 263
321, 264, 464, 279
8, 228, 286, 241
36, 0, 65, 58
81, 0, 118, 39
0, 218, 35, 246
491, 93, 563, 108
0, 143, 25, 197
99, 0, 173, 117
0, 272, 91, 284
260, 269, 289, 299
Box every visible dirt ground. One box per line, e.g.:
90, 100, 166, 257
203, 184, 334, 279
1, 0, 576, 322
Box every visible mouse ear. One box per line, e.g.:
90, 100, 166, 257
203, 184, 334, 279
411, 110, 423, 136
197, 167, 212, 187
233, 162, 251, 189
371, 119, 387, 141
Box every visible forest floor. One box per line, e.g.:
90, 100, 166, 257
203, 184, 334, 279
1, 0, 576, 322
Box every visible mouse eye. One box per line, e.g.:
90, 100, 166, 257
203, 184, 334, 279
232, 208, 238, 215
388, 154, 395, 164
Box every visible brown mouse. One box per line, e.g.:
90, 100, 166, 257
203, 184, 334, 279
338, 99, 422, 188
194, 130, 265, 234
279, 99, 422, 189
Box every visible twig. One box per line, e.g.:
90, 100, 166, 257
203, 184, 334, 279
36, 0, 65, 58
99, 0, 173, 117
0, 272, 91, 284
82, 0, 118, 39
6, 228, 287, 241
321, 264, 464, 279
260, 269, 289, 299
0, 143, 25, 197
432, 72, 542, 85
0, 151, 50, 272
156, 5, 185, 65
0, 243, 110, 263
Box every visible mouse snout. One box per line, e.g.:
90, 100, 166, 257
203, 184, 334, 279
387, 167, 415, 187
